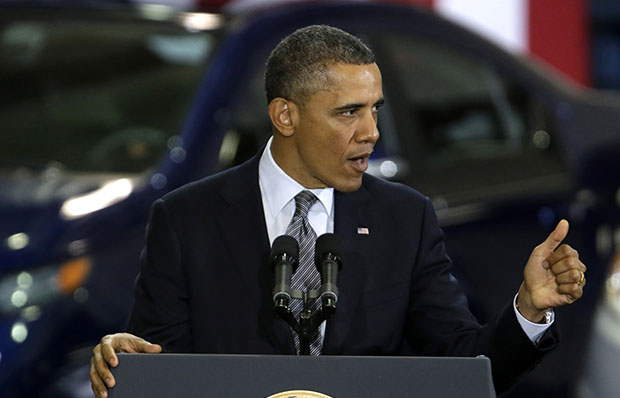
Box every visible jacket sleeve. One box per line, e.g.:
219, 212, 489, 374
405, 197, 558, 394
126, 198, 193, 353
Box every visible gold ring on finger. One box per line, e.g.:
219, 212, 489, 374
578, 271, 585, 286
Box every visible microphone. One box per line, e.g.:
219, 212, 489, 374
270, 235, 299, 309
314, 233, 343, 313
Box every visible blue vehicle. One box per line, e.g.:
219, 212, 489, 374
1, 2, 619, 397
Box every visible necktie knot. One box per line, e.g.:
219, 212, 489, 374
293, 190, 318, 219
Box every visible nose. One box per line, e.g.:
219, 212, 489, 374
355, 110, 380, 145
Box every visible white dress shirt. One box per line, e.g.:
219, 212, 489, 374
259, 138, 334, 245
258, 137, 552, 346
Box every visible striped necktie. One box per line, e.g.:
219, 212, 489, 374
286, 190, 322, 355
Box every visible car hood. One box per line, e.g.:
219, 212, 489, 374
0, 175, 148, 270
0, 201, 69, 270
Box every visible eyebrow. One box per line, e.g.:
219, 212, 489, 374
333, 98, 385, 112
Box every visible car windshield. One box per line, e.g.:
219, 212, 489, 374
0, 10, 215, 188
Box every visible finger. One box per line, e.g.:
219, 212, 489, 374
555, 269, 584, 284
545, 244, 579, 267
550, 257, 586, 275
101, 338, 119, 367
93, 345, 116, 388
120, 337, 162, 354
139, 341, 162, 353
90, 356, 109, 398
539, 219, 569, 256
556, 281, 584, 299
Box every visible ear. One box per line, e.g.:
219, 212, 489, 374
268, 98, 296, 137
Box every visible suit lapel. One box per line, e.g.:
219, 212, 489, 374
323, 180, 379, 354
216, 154, 294, 354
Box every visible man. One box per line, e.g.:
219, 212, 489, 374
90, 25, 586, 397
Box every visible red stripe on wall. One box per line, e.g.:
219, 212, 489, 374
528, 0, 590, 86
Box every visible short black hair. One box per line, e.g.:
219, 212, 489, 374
265, 25, 375, 104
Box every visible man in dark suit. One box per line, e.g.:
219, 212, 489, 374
90, 25, 586, 398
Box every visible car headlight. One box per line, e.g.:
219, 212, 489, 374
0, 257, 91, 316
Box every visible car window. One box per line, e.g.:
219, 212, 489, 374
0, 16, 213, 177
376, 34, 569, 206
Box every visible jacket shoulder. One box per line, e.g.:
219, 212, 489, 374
160, 156, 258, 210
361, 173, 428, 205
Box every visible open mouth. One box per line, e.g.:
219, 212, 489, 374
347, 155, 369, 172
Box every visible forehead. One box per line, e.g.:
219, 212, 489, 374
309, 63, 383, 106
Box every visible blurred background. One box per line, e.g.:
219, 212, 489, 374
1, 0, 619, 396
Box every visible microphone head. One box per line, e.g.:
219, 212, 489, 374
270, 235, 299, 271
315, 233, 343, 271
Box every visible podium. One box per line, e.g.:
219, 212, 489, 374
109, 353, 495, 397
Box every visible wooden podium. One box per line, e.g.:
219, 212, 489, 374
109, 353, 496, 397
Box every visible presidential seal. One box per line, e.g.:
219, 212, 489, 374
267, 390, 333, 398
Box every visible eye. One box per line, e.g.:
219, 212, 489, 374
341, 109, 356, 117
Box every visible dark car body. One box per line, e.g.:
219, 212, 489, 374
1, 1, 619, 397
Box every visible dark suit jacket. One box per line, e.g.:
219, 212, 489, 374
127, 152, 557, 393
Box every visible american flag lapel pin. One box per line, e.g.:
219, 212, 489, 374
357, 227, 369, 235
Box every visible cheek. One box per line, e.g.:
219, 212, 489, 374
321, 136, 348, 164
302, 119, 354, 165
324, 124, 356, 152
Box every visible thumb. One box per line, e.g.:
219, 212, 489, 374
540, 219, 569, 254
141, 342, 162, 353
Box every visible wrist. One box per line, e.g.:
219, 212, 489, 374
517, 284, 549, 323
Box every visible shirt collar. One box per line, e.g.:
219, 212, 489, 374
259, 137, 334, 217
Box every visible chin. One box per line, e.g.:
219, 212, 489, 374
333, 177, 363, 192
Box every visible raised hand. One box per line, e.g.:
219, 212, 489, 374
517, 220, 586, 322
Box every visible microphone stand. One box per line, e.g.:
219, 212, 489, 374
274, 285, 337, 355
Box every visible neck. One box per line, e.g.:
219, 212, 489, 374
270, 136, 324, 189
